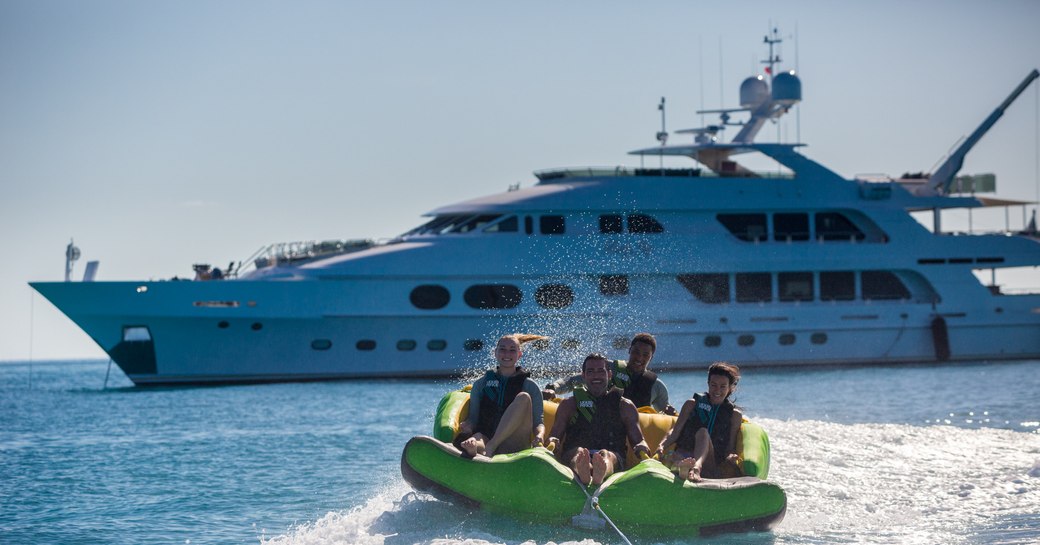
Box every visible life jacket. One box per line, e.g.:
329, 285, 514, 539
475, 367, 530, 436
612, 360, 657, 409
674, 392, 735, 464
562, 387, 627, 456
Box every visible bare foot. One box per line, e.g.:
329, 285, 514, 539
573, 448, 592, 486
591, 451, 610, 486
460, 436, 485, 457
677, 457, 702, 482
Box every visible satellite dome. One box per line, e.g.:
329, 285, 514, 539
740, 76, 769, 108
772, 71, 802, 105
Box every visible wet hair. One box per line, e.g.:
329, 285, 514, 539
708, 361, 741, 386
498, 333, 548, 348
581, 353, 610, 372
630, 332, 656, 353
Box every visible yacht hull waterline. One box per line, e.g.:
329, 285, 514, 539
31, 52, 1040, 386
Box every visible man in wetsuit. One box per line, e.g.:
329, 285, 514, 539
545, 354, 650, 486
542, 333, 675, 415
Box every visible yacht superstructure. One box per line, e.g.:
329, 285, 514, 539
31, 38, 1040, 386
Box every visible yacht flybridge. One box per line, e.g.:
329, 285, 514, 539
32, 36, 1040, 385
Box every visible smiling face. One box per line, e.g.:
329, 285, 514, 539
581, 356, 612, 396
707, 372, 735, 405
627, 340, 654, 374
495, 337, 521, 369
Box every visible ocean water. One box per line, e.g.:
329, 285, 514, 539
1, 359, 1038, 545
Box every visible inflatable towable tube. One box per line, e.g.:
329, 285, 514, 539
401, 389, 786, 537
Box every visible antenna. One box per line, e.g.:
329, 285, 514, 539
762, 26, 782, 82
65, 238, 81, 282
657, 97, 668, 170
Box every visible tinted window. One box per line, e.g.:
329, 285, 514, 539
463, 339, 484, 351
862, 271, 910, 300
356, 339, 376, 351
816, 212, 865, 241
677, 274, 729, 304
396, 339, 417, 351
738, 335, 756, 346
774, 213, 809, 241
628, 214, 664, 233
311, 339, 332, 350
484, 215, 518, 233
599, 275, 629, 296
735, 273, 772, 303
820, 271, 855, 301
718, 214, 767, 242
464, 284, 523, 309
427, 340, 447, 351
704, 335, 722, 347
778, 333, 796, 346
410, 285, 450, 310
534, 284, 574, 309
599, 215, 623, 234
778, 272, 813, 302
449, 214, 501, 233
540, 215, 565, 235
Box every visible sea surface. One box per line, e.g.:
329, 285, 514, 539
1, 359, 1038, 545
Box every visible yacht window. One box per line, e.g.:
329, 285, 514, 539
356, 340, 376, 351
810, 332, 828, 345
677, 274, 729, 304
778, 333, 796, 346
816, 212, 865, 241
427, 339, 448, 351
464, 339, 484, 351
484, 215, 518, 233
311, 339, 332, 350
738, 334, 756, 346
449, 214, 502, 233
464, 284, 523, 309
599, 214, 624, 234
396, 339, 417, 351
524, 216, 533, 234
414, 215, 465, 235
862, 271, 911, 300
820, 271, 855, 301
774, 213, 810, 242
628, 214, 664, 234
410, 285, 450, 310
704, 335, 722, 347
599, 275, 629, 296
535, 284, 574, 309
540, 215, 565, 235
736, 273, 772, 303
778, 272, 813, 302
717, 214, 767, 242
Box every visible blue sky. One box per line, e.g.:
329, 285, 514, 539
2, 1, 1039, 361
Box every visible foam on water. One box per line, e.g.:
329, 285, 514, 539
264, 420, 1040, 545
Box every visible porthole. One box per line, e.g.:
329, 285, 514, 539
356, 339, 376, 351
531, 338, 550, 350
427, 339, 447, 351
704, 335, 722, 348
737, 334, 755, 347
251, 322, 263, 331
534, 284, 574, 309
778, 333, 796, 346
810, 332, 828, 345
561, 339, 582, 350
600, 275, 629, 296
311, 339, 332, 350
464, 284, 522, 310
397, 339, 417, 351
464, 339, 484, 351
217, 321, 229, 329
612, 336, 629, 350
410, 285, 450, 310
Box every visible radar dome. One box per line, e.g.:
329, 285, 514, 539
771, 71, 802, 105
740, 76, 769, 108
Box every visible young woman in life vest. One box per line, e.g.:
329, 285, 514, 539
654, 362, 743, 481
457, 334, 546, 457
